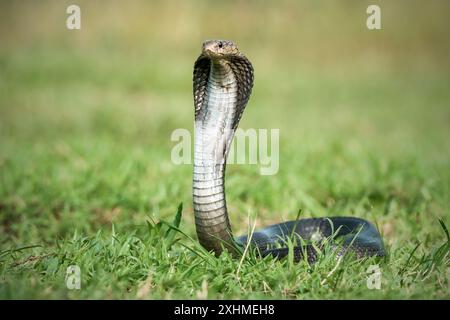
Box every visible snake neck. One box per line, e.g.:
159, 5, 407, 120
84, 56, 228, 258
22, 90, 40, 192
193, 60, 238, 255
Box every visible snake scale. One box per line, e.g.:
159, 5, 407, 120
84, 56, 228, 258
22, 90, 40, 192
193, 40, 385, 262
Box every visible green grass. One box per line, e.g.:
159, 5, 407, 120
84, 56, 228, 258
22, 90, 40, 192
0, 1, 449, 299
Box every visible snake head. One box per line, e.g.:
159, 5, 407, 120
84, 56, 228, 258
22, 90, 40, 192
202, 40, 239, 59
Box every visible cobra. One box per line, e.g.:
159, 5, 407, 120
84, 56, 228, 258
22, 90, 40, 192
192, 40, 385, 262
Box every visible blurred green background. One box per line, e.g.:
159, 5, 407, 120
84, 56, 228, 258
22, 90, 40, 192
0, 0, 449, 298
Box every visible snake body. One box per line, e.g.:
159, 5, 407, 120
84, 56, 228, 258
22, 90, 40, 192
193, 40, 385, 262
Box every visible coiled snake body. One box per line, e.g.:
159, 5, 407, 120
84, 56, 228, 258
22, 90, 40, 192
193, 40, 385, 262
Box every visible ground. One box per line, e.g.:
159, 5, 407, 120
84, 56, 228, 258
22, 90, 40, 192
0, 1, 449, 299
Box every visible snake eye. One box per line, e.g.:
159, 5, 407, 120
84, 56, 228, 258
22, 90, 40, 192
218, 42, 223, 48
